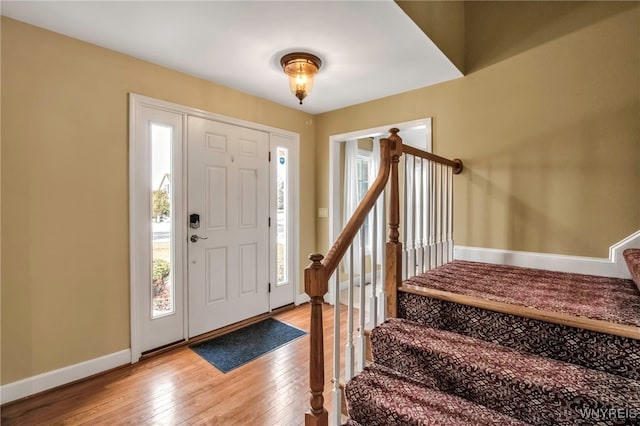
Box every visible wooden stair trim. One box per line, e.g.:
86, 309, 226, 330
399, 284, 640, 340
338, 381, 348, 417
364, 328, 373, 362
337, 361, 374, 418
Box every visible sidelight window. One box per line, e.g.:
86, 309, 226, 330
276, 147, 289, 285
151, 124, 174, 318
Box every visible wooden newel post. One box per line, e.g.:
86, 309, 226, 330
385, 128, 403, 318
305, 253, 329, 426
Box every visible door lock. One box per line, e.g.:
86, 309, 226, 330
190, 235, 208, 243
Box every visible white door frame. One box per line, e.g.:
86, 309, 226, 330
129, 94, 300, 362
326, 119, 432, 305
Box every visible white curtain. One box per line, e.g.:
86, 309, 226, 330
343, 138, 386, 276
343, 139, 361, 274
371, 137, 385, 263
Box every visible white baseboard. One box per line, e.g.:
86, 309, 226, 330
609, 230, 640, 278
1, 349, 131, 405
295, 293, 310, 305
454, 230, 640, 279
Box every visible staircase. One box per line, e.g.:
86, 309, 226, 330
344, 254, 640, 425
301, 128, 640, 426
346, 320, 639, 425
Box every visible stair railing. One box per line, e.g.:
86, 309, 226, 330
304, 130, 397, 426
388, 144, 463, 318
401, 145, 463, 281
304, 129, 463, 426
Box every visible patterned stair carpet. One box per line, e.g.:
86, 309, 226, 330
370, 319, 640, 425
403, 260, 640, 327
398, 292, 640, 380
344, 252, 640, 425
345, 363, 528, 426
399, 258, 640, 380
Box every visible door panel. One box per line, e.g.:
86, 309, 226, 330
239, 169, 258, 227
188, 117, 269, 337
207, 167, 227, 229
240, 243, 258, 294
206, 246, 227, 303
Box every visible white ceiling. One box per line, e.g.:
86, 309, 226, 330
2, 1, 463, 114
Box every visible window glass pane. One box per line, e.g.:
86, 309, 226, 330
356, 154, 371, 250
276, 147, 288, 284
151, 124, 174, 318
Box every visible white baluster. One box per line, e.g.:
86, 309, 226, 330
416, 157, 423, 275
424, 160, 430, 272
356, 226, 366, 373
402, 154, 408, 280
442, 165, 448, 264
430, 160, 436, 270
332, 270, 342, 426
449, 166, 455, 262
409, 155, 418, 277
445, 166, 452, 263
379, 189, 387, 324
368, 204, 378, 329
345, 246, 355, 381
422, 158, 429, 272
438, 163, 444, 267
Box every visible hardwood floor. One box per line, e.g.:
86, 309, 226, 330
1, 303, 349, 425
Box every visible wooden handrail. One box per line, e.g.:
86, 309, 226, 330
403, 144, 463, 174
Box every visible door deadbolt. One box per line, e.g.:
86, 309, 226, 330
190, 235, 208, 243
189, 213, 200, 229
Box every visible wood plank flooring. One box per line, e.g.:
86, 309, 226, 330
2, 303, 351, 425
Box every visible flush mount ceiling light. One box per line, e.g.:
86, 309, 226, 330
280, 52, 322, 105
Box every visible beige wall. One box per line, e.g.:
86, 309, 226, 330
396, 1, 465, 73
2, 1, 639, 386
316, 2, 639, 258
1, 18, 316, 384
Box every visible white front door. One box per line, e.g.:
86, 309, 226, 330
187, 117, 270, 337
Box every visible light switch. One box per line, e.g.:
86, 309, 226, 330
318, 207, 329, 218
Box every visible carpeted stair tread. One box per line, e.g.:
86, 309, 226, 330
403, 259, 640, 327
345, 363, 530, 426
398, 291, 640, 380
371, 318, 640, 425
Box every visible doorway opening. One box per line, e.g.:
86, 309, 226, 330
326, 119, 432, 317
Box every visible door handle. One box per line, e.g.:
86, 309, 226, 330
190, 235, 208, 243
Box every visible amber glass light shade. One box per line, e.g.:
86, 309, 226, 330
280, 52, 322, 105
